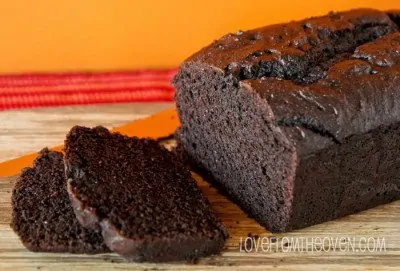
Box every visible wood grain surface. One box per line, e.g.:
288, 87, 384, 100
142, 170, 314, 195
0, 103, 172, 162
1, 103, 399, 270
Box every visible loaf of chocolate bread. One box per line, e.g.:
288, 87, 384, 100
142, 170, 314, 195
11, 149, 109, 253
64, 126, 227, 262
173, 9, 400, 232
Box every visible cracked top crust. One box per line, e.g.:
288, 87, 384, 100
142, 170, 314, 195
182, 9, 400, 155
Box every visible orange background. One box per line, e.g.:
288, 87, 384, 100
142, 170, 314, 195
0, 1, 398, 73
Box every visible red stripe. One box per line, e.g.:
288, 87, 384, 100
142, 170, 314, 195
0, 90, 175, 111
0, 76, 173, 88
0, 69, 177, 111
0, 88, 175, 103
0, 85, 174, 97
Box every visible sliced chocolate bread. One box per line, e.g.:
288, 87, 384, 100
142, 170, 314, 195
64, 126, 227, 262
173, 9, 400, 232
11, 148, 109, 253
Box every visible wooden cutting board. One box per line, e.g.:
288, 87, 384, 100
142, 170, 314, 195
1, 105, 399, 270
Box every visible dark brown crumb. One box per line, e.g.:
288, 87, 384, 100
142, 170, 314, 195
65, 126, 228, 262
11, 148, 109, 254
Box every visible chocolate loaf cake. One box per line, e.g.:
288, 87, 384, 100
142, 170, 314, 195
64, 126, 227, 262
11, 149, 108, 253
173, 9, 400, 232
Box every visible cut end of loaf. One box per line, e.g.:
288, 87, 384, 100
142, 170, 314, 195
174, 63, 298, 231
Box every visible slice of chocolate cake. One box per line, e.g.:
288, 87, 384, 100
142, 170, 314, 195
11, 148, 109, 253
64, 126, 227, 262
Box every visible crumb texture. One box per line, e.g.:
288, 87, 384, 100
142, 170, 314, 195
65, 126, 227, 262
11, 148, 108, 253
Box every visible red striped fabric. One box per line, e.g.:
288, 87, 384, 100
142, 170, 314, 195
0, 69, 177, 111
